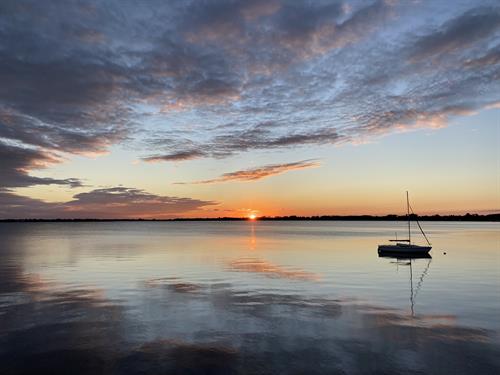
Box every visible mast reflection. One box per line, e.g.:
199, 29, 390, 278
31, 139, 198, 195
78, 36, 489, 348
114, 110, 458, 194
379, 253, 432, 316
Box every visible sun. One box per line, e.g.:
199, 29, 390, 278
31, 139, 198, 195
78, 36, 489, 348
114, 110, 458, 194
248, 214, 257, 220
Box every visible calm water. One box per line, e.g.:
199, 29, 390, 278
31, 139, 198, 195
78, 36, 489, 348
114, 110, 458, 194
0, 221, 499, 374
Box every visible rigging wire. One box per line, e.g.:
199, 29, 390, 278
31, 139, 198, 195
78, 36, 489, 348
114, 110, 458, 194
408, 202, 432, 245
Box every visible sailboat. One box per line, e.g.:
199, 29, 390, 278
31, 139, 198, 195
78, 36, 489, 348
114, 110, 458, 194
378, 192, 432, 255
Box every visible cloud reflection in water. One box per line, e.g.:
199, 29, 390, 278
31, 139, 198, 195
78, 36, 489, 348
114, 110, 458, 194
228, 257, 321, 281
0, 265, 499, 374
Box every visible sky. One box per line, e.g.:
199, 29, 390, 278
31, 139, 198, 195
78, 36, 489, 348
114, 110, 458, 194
0, 0, 499, 219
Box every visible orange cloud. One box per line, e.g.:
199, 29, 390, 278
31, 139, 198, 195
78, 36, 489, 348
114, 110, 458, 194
176, 159, 320, 185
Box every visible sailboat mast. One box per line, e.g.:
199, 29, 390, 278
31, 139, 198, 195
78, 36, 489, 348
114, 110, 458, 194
407, 191, 411, 244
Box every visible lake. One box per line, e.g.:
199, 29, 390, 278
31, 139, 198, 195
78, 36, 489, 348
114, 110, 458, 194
0, 221, 499, 374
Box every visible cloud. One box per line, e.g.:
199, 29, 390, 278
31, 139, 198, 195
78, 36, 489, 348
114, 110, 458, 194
0, 0, 498, 180
143, 150, 207, 163
145, 127, 342, 162
176, 159, 320, 184
0, 190, 65, 218
0, 2, 133, 188
211, 127, 343, 155
0, 187, 216, 219
0, 141, 82, 188
138, 2, 500, 162
463, 48, 500, 68
182, 0, 391, 63
409, 8, 500, 62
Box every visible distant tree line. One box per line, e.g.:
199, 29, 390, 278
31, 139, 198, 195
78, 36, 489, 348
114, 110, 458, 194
253, 213, 500, 222
1, 213, 498, 222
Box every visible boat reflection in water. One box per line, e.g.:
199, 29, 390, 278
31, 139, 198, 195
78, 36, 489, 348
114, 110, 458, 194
378, 252, 432, 316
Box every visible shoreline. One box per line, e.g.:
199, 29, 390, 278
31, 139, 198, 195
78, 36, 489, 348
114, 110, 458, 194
1, 214, 498, 223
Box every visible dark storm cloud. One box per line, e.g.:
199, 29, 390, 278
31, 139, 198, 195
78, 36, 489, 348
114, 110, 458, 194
0, 187, 216, 219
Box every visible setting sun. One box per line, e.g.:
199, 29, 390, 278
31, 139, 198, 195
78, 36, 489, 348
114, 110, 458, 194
248, 214, 257, 220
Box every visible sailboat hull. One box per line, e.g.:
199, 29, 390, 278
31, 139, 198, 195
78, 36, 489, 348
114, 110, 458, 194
378, 244, 431, 255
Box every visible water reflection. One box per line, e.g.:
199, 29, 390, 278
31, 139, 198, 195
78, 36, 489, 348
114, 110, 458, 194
1, 266, 499, 374
228, 257, 321, 281
249, 221, 257, 250
0, 222, 499, 374
378, 253, 432, 316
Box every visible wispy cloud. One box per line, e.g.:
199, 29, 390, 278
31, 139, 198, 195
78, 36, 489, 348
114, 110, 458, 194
176, 159, 320, 185
143, 150, 207, 163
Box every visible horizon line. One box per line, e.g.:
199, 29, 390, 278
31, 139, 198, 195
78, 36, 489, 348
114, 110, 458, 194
0, 213, 499, 222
